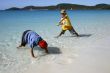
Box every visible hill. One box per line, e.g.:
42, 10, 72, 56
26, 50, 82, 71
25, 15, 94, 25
6, 3, 110, 10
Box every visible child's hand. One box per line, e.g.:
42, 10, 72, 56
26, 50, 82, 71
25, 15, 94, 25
56, 24, 59, 26
56, 22, 61, 26
32, 56, 37, 58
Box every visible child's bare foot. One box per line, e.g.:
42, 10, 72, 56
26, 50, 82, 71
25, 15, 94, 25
17, 45, 23, 49
17, 46, 20, 49
17, 47, 19, 48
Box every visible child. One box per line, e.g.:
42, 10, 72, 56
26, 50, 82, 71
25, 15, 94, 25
56, 9, 79, 38
17, 30, 48, 58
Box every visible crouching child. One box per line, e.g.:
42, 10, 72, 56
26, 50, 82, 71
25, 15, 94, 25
17, 30, 48, 58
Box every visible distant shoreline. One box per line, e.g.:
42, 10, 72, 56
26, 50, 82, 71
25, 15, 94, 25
5, 3, 110, 10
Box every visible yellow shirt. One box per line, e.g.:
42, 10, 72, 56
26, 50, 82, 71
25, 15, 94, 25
61, 15, 73, 30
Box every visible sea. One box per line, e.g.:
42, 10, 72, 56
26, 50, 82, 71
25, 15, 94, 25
0, 10, 110, 73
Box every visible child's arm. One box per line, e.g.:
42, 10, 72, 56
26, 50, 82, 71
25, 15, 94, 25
59, 15, 67, 24
31, 48, 37, 58
57, 16, 66, 26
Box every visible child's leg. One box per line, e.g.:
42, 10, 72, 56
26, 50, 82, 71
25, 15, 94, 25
69, 28, 79, 36
18, 37, 26, 47
56, 30, 66, 38
19, 30, 31, 47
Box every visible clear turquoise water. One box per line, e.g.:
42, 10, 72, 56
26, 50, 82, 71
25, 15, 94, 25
0, 10, 110, 34
0, 10, 110, 42
0, 10, 110, 73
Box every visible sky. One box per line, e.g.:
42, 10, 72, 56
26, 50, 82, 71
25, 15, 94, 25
0, 0, 110, 10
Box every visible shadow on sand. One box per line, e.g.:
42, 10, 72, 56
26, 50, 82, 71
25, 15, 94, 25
61, 34, 92, 38
34, 47, 62, 54
78, 34, 92, 37
48, 47, 62, 54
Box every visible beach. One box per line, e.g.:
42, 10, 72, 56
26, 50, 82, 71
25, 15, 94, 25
0, 10, 110, 73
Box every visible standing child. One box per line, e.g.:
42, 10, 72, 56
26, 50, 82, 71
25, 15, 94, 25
17, 30, 48, 58
56, 9, 79, 38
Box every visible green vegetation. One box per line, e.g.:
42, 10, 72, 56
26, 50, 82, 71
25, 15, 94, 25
6, 3, 110, 10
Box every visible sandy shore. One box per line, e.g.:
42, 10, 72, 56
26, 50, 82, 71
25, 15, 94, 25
0, 24, 110, 73
20, 29, 110, 73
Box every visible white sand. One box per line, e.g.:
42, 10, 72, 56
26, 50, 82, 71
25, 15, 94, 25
0, 24, 110, 73
19, 26, 110, 73
0, 26, 110, 73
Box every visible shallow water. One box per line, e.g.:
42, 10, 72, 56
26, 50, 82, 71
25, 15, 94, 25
0, 10, 110, 73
